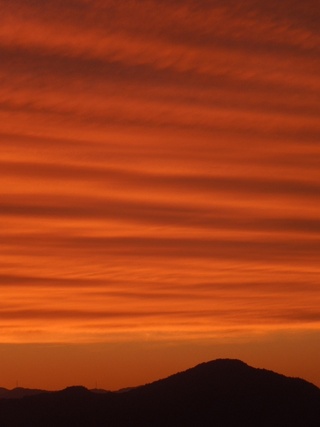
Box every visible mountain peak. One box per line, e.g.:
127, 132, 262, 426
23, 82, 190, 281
0, 359, 320, 426
196, 357, 249, 369
58, 386, 91, 397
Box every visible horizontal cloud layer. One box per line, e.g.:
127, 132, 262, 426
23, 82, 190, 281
0, 0, 319, 344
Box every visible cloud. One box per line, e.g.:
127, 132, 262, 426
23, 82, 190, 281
0, 0, 319, 344
1, 193, 320, 235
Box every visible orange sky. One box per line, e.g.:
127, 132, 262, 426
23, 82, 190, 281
1, 0, 320, 390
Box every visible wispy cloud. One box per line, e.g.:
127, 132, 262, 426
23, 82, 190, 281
0, 0, 319, 346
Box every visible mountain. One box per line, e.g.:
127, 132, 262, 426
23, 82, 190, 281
0, 387, 48, 399
0, 359, 319, 426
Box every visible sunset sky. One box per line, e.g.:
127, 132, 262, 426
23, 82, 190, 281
1, 0, 320, 390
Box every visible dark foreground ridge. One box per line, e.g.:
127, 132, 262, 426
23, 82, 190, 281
1, 359, 320, 426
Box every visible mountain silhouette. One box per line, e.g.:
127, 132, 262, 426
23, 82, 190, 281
0, 359, 319, 426
0, 387, 48, 399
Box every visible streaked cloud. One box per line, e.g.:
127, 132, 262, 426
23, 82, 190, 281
0, 0, 319, 352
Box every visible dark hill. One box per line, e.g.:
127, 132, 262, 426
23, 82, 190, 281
0, 387, 48, 399
0, 359, 319, 426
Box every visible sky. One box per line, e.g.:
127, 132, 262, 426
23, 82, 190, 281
0, 0, 320, 390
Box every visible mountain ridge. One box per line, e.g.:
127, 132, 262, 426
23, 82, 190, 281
0, 359, 319, 426
2, 358, 318, 397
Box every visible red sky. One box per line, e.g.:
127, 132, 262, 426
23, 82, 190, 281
1, 0, 320, 390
